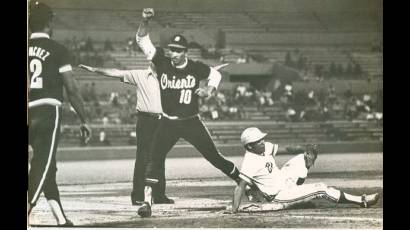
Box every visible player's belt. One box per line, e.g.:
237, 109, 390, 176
137, 111, 163, 120
164, 114, 199, 121
29, 98, 62, 108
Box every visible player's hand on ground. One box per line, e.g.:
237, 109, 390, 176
220, 205, 237, 214
80, 123, 92, 144
142, 8, 154, 20
78, 64, 96, 73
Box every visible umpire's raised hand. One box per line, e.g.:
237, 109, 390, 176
142, 8, 154, 20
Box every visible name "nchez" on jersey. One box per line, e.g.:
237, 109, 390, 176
160, 74, 196, 89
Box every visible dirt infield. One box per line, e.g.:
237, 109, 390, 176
29, 175, 383, 229
28, 152, 383, 229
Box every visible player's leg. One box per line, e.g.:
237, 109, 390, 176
43, 156, 72, 226
28, 106, 60, 214
273, 182, 379, 209
131, 116, 156, 204
139, 119, 179, 217
182, 117, 240, 183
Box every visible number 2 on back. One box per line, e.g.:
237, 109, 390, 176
179, 89, 192, 104
30, 59, 43, 89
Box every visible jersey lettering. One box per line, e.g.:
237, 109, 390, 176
265, 162, 273, 173
160, 74, 196, 90
29, 59, 43, 89
179, 89, 192, 104
28, 46, 50, 61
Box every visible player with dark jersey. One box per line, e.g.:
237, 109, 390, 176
28, 1, 91, 227
135, 8, 240, 217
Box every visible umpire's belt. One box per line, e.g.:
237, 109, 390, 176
164, 114, 199, 121
137, 111, 163, 120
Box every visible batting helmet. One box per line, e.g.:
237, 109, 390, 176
240, 127, 267, 146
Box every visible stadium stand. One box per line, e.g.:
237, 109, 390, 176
35, 0, 382, 149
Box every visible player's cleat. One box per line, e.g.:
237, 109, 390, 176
153, 196, 174, 204
132, 200, 144, 206
360, 193, 380, 208
58, 219, 74, 227
137, 202, 152, 217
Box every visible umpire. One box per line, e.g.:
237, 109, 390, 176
28, 1, 91, 226
78, 63, 173, 204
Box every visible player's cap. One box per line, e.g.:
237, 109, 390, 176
167, 34, 188, 50
29, 1, 54, 22
241, 127, 267, 146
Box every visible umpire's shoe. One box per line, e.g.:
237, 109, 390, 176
138, 202, 152, 217
58, 219, 74, 227
131, 198, 144, 206
153, 196, 175, 204
360, 193, 380, 208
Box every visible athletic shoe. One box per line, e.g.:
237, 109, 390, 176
58, 219, 74, 227
132, 199, 144, 206
137, 202, 152, 217
153, 196, 174, 204
360, 193, 380, 208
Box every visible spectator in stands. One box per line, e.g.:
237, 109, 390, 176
102, 113, 109, 126
84, 36, 95, 52
255, 89, 266, 108
80, 83, 90, 102
353, 62, 363, 77
89, 82, 98, 103
327, 84, 337, 104
79, 37, 87, 51
314, 64, 324, 80
99, 129, 111, 146
285, 51, 293, 68
235, 84, 247, 105
110, 91, 120, 107
329, 61, 337, 78
345, 62, 354, 77
236, 54, 247, 64
263, 90, 274, 106
104, 38, 114, 51
335, 63, 344, 78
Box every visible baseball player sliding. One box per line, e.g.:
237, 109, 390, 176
225, 127, 380, 213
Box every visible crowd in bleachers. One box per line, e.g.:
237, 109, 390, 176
60, 80, 382, 126
283, 49, 366, 81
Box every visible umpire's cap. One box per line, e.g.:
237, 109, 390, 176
29, 1, 54, 30
241, 127, 267, 146
167, 34, 188, 50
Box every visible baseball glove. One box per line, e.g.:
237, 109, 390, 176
305, 144, 319, 156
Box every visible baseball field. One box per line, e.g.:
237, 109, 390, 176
28, 146, 383, 229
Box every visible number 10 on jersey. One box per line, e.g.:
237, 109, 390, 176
179, 89, 192, 104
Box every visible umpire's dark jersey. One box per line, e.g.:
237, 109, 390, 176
28, 33, 71, 206
145, 48, 240, 184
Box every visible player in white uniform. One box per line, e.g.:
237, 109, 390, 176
225, 127, 380, 213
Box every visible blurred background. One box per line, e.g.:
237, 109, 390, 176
29, 0, 382, 152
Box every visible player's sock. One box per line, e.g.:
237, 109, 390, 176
229, 166, 240, 184
47, 199, 68, 225
338, 192, 362, 205
144, 186, 153, 206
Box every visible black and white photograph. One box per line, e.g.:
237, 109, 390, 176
27, 0, 383, 228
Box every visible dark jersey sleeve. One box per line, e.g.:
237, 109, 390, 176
55, 44, 72, 71
191, 61, 211, 81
